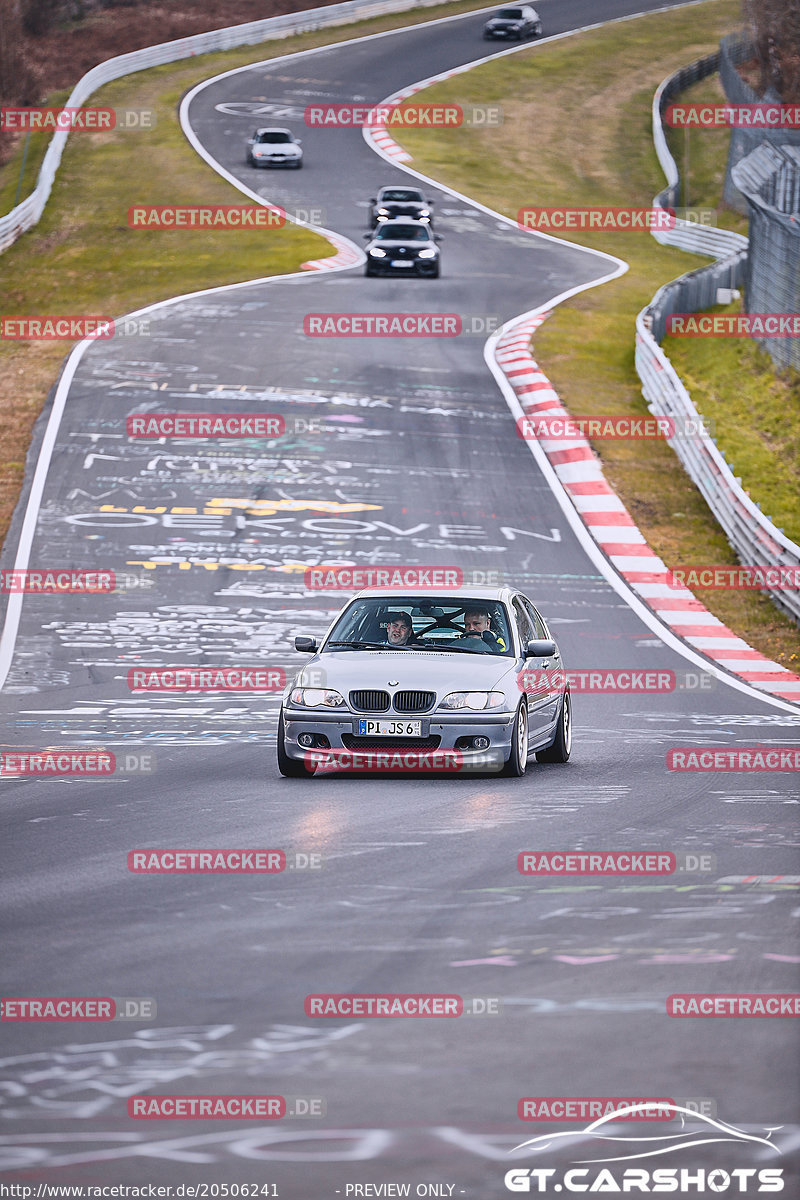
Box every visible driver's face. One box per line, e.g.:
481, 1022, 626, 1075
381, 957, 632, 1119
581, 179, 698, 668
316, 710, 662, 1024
386, 619, 411, 645
463, 612, 490, 637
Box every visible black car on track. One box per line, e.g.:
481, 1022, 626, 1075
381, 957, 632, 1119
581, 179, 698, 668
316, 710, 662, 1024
483, 5, 542, 39
369, 186, 434, 228
363, 219, 441, 278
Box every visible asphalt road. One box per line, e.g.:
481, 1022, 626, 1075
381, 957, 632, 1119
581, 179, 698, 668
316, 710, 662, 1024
0, 0, 798, 1193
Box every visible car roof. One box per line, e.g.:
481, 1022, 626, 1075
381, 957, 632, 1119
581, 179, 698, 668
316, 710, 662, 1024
254, 127, 294, 135
378, 186, 423, 194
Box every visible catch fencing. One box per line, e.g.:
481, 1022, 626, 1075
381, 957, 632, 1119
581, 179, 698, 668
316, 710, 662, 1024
636, 56, 800, 623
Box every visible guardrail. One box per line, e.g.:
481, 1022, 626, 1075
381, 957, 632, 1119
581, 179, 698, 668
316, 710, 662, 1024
635, 57, 800, 624
0, 0, 459, 253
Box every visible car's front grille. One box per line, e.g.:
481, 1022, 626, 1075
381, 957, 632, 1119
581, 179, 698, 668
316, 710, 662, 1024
393, 690, 435, 713
349, 689, 390, 712
342, 734, 441, 750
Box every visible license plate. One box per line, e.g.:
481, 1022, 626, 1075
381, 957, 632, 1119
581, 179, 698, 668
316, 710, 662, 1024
390, 260, 414, 267
358, 719, 422, 736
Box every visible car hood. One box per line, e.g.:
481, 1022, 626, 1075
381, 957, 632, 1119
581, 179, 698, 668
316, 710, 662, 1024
294, 649, 512, 694
368, 239, 435, 250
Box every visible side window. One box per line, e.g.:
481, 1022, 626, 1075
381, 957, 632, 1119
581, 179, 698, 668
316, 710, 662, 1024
523, 598, 549, 640
512, 597, 535, 648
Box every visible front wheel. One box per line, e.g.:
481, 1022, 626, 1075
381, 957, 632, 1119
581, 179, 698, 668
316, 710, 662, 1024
536, 691, 572, 763
294, 159, 303, 169
501, 701, 529, 776
277, 709, 316, 777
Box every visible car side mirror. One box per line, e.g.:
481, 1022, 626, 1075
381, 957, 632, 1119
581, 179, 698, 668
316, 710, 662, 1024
369, 198, 377, 204
525, 639, 556, 659
434, 234, 443, 242
362, 232, 373, 238
295, 636, 317, 653
295, 138, 302, 144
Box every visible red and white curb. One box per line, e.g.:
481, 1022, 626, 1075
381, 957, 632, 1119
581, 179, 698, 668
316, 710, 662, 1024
365, 74, 462, 163
496, 313, 800, 704
302, 231, 363, 270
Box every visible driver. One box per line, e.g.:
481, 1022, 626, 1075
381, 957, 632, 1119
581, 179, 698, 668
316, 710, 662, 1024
384, 611, 415, 646
460, 606, 506, 653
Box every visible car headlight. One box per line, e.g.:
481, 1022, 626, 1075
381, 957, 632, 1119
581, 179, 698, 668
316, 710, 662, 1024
438, 691, 505, 710
368, 247, 387, 257
291, 688, 346, 708
418, 209, 431, 217
377, 207, 389, 214
417, 248, 437, 259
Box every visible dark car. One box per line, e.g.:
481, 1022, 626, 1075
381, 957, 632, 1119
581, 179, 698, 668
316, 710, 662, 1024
483, 5, 542, 39
363, 219, 441, 278
369, 186, 434, 228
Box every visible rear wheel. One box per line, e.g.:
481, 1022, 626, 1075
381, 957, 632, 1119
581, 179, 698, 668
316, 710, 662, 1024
536, 691, 572, 763
277, 709, 316, 777
501, 701, 528, 776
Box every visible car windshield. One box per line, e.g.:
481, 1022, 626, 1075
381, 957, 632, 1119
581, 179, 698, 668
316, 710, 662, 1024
498, 7, 523, 16
258, 131, 292, 143
381, 190, 424, 202
374, 224, 432, 241
325, 597, 514, 656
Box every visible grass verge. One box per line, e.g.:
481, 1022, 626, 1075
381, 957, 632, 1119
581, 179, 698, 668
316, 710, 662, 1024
394, 0, 800, 668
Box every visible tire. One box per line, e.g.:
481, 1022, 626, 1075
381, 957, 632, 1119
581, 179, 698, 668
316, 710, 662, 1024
277, 709, 316, 777
534, 22, 542, 35
429, 265, 440, 279
536, 691, 572, 763
501, 701, 529, 776
294, 160, 303, 169
365, 266, 376, 277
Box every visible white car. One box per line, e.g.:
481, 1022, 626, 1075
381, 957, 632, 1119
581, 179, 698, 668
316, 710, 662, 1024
246, 128, 303, 169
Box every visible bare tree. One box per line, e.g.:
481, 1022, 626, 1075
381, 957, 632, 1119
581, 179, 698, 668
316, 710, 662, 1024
744, 0, 800, 101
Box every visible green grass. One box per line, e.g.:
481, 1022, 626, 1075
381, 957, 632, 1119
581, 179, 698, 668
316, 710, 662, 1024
394, 0, 800, 666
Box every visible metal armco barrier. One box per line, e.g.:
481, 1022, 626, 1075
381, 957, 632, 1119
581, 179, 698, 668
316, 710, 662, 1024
636, 59, 800, 624
0, 0, 451, 253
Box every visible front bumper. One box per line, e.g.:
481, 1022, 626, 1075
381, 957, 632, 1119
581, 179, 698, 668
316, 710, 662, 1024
282, 706, 514, 769
366, 257, 438, 275
251, 154, 300, 167
484, 26, 520, 36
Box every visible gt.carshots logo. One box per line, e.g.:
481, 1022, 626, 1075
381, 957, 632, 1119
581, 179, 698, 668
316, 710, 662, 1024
505, 1105, 785, 1192
517, 207, 676, 231
304, 313, 460, 336
504, 1168, 784, 1192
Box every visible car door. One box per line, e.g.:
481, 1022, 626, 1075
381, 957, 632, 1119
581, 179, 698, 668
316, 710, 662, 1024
512, 596, 551, 741
519, 596, 561, 725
